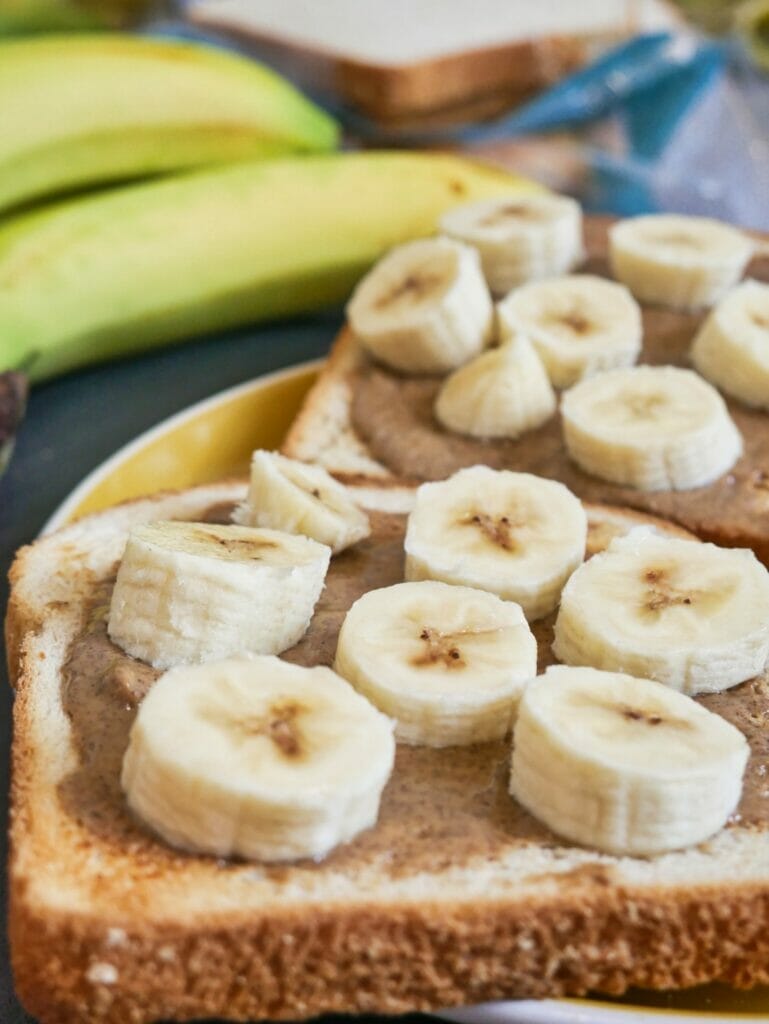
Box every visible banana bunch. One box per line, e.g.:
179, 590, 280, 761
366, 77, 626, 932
0, 34, 338, 215
122, 656, 395, 861
511, 666, 749, 857
1, 152, 533, 382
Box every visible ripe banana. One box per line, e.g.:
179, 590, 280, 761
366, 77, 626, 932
346, 237, 493, 374
609, 214, 753, 310
497, 274, 642, 388
2, 152, 534, 383
121, 656, 395, 861
510, 665, 749, 857
334, 580, 537, 746
404, 466, 586, 620
108, 521, 330, 669
0, 34, 338, 215
434, 333, 555, 439
561, 365, 742, 491
438, 193, 584, 297
235, 449, 370, 553
690, 278, 769, 410
554, 528, 769, 695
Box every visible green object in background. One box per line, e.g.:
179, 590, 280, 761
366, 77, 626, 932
737, 0, 769, 69
0, 34, 338, 215
0, 151, 536, 383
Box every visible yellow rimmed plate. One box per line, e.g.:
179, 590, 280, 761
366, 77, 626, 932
41, 360, 769, 1022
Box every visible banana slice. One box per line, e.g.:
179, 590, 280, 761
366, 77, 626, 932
434, 333, 555, 439
108, 521, 330, 669
334, 580, 537, 746
404, 466, 587, 620
346, 236, 493, 374
553, 528, 769, 695
561, 365, 742, 491
439, 193, 584, 297
234, 449, 370, 553
691, 278, 769, 410
609, 214, 753, 310
510, 665, 749, 857
497, 274, 642, 387
121, 656, 395, 861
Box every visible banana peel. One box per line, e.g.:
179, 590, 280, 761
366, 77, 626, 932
0, 152, 540, 384
0, 34, 338, 214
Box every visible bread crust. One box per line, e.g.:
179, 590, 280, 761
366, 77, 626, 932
7, 481, 769, 1023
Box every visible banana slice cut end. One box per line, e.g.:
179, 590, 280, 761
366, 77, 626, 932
346, 236, 493, 374
554, 527, 769, 695
235, 450, 370, 553
439, 193, 584, 297
334, 580, 537, 746
404, 466, 587, 620
561, 365, 742, 491
108, 521, 330, 669
511, 665, 749, 857
497, 274, 642, 388
122, 656, 395, 862
609, 214, 752, 310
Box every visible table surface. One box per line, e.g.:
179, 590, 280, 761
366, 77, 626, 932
0, 312, 423, 1023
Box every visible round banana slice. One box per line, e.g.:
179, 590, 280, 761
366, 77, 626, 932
346, 236, 493, 374
561, 365, 742, 491
235, 449, 370, 553
497, 274, 642, 388
108, 521, 330, 669
122, 656, 395, 862
609, 214, 753, 310
510, 665, 749, 857
404, 466, 587, 620
691, 279, 769, 410
439, 193, 583, 297
334, 580, 537, 746
434, 333, 555, 439
553, 528, 769, 695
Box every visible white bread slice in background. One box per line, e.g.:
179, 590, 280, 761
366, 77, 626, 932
188, 0, 680, 121
6, 477, 769, 1023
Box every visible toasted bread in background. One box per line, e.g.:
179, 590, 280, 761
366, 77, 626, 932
282, 214, 769, 564
188, 0, 680, 122
7, 476, 769, 1023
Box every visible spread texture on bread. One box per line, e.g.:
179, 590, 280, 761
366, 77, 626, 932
7, 481, 769, 1023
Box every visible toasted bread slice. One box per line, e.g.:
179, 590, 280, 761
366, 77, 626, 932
6, 478, 769, 1023
282, 216, 769, 563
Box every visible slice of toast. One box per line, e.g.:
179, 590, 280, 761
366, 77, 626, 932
6, 478, 769, 1024
188, 0, 679, 122
282, 216, 769, 563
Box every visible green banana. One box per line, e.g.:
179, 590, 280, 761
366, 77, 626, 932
0, 152, 539, 383
0, 34, 338, 214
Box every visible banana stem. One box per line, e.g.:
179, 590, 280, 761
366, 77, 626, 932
0, 371, 28, 478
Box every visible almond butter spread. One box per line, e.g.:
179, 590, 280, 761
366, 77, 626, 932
349, 219, 769, 563
59, 505, 769, 873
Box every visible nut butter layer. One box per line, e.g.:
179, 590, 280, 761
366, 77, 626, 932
349, 219, 769, 563
60, 506, 769, 889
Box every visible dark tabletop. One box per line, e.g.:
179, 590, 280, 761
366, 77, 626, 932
0, 314, 433, 1024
